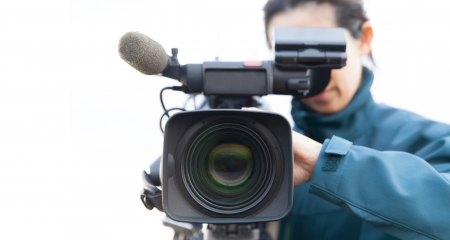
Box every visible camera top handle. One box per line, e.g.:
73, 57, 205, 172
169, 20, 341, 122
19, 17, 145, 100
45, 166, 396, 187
162, 27, 347, 99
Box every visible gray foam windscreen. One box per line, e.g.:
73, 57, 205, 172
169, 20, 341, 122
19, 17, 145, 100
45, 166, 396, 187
118, 32, 168, 75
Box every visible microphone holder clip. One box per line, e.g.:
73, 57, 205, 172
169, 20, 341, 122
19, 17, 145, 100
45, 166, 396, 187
162, 48, 181, 80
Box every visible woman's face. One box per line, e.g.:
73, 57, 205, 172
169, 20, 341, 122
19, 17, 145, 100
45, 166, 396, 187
267, 3, 369, 115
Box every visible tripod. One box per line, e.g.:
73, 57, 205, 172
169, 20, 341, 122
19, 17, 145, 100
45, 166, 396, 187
162, 217, 273, 240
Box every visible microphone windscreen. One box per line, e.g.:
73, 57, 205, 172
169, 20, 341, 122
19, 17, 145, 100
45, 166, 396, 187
118, 32, 168, 75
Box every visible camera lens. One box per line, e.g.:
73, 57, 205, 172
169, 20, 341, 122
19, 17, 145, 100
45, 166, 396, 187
183, 122, 274, 214
207, 143, 253, 191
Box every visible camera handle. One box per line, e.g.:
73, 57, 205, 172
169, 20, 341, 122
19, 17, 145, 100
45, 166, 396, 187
141, 157, 163, 212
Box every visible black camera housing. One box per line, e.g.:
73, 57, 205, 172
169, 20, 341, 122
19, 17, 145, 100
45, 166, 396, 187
162, 110, 293, 223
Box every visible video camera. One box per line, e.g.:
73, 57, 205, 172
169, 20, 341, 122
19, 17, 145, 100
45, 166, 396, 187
119, 27, 347, 239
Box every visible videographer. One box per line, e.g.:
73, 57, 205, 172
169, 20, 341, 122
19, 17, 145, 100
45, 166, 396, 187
258, 0, 450, 239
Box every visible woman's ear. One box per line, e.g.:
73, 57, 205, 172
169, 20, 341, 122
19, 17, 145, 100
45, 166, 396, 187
359, 21, 373, 57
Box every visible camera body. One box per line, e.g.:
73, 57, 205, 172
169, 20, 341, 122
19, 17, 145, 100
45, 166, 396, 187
128, 27, 348, 227
162, 110, 293, 223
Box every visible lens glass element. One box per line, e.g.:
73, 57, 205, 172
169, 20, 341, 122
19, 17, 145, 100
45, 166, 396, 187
183, 122, 274, 214
207, 143, 253, 192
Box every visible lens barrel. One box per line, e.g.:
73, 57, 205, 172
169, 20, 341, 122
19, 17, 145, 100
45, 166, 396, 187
183, 122, 274, 214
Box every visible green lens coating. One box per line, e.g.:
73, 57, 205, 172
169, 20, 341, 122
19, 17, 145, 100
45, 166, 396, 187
207, 143, 253, 192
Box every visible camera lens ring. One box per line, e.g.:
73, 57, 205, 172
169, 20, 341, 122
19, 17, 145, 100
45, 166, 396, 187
182, 122, 275, 214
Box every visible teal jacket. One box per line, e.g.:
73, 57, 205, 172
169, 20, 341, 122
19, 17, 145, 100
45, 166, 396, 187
279, 69, 450, 240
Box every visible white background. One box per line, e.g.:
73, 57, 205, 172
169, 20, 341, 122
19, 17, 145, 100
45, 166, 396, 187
1, 0, 450, 239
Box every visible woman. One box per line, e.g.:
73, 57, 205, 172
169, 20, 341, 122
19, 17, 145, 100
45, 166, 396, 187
261, 0, 450, 239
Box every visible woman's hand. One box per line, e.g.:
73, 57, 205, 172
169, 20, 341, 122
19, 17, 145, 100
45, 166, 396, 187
242, 107, 322, 185
291, 130, 322, 185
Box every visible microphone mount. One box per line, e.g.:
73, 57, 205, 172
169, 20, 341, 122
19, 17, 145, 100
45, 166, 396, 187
161, 48, 181, 81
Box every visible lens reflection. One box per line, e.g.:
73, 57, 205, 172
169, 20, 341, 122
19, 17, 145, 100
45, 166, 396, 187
184, 122, 273, 213
207, 143, 253, 190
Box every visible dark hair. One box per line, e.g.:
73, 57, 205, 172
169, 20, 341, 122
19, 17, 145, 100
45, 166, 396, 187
263, 0, 374, 62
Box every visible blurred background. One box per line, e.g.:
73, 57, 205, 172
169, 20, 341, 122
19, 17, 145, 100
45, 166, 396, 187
1, 0, 450, 239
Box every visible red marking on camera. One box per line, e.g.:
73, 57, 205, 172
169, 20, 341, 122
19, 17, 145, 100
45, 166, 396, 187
244, 61, 262, 67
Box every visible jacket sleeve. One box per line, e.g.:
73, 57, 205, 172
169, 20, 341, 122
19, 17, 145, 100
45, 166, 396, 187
310, 136, 450, 240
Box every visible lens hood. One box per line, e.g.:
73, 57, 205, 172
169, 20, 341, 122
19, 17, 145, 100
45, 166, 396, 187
162, 110, 293, 224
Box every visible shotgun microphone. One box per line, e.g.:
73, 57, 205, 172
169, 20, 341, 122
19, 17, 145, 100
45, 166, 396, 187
118, 32, 168, 75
